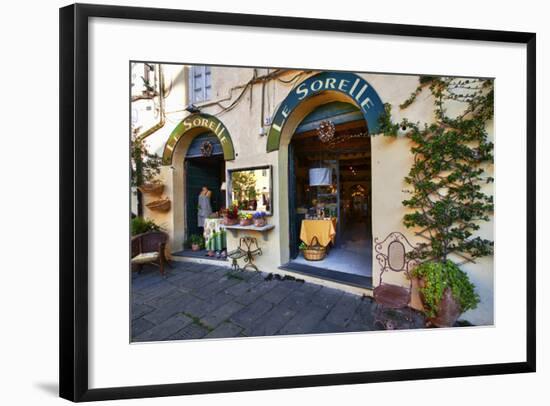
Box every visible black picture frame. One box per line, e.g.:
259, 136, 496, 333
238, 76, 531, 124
59, 3, 536, 402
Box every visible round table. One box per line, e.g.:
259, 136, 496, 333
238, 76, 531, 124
299, 218, 337, 247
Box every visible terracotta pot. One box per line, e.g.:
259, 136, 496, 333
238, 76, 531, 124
415, 277, 462, 327
224, 217, 238, 226
239, 218, 252, 226
254, 218, 266, 227
191, 243, 201, 251
428, 288, 461, 327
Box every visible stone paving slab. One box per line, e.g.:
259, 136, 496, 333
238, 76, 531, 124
134, 313, 193, 342
245, 304, 297, 337
325, 292, 363, 328
168, 322, 210, 340
201, 300, 244, 329
205, 321, 244, 339
230, 298, 274, 329
131, 262, 426, 342
277, 305, 330, 335
132, 317, 156, 337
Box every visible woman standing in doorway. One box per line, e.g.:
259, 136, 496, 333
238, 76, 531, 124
197, 186, 213, 232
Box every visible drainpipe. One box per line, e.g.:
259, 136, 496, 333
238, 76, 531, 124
137, 64, 166, 142
135, 64, 166, 216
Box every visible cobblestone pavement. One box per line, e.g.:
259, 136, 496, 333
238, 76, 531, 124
131, 262, 426, 342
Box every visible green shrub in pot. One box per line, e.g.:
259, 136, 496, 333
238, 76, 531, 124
411, 260, 479, 319
131, 217, 162, 236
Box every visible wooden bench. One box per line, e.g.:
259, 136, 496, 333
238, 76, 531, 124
131, 231, 170, 276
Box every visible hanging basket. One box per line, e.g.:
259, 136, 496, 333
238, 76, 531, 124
138, 182, 164, 196
302, 236, 327, 261
146, 198, 171, 212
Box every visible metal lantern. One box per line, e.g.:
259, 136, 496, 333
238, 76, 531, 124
317, 120, 335, 143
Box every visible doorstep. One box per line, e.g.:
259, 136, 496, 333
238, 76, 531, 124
278, 262, 373, 297
171, 250, 228, 266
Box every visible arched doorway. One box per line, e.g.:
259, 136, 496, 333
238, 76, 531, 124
288, 101, 372, 277
162, 113, 235, 254
268, 72, 385, 284
184, 132, 226, 238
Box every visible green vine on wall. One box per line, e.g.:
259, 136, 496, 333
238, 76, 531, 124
379, 76, 494, 263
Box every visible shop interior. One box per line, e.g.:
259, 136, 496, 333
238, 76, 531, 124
288, 101, 372, 280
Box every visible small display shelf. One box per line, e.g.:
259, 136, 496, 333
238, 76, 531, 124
224, 224, 275, 241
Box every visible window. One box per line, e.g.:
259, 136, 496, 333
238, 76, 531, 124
189, 65, 212, 103
228, 166, 273, 214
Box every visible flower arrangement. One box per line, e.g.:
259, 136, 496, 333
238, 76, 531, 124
252, 211, 267, 227
239, 212, 253, 226
221, 205, 239, 225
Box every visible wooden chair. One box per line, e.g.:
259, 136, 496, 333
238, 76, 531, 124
373, 232, 419, 329
131, 231, 170, 276
227, 236, 262, 272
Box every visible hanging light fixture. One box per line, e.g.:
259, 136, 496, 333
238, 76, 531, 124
309, 120, 335, 186
317, 120, 335, 143
309, 167, 332, 186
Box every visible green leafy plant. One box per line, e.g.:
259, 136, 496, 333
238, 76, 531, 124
131, 217, 163, 236
298, 241, 307, 251
131, 129, 163, 216
411, 261, 479, 318
131, 134, 162, 188
188, 234, 204, 247
379, 76, 494, 263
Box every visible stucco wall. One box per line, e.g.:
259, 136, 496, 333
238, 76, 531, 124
132, 65, 494, 325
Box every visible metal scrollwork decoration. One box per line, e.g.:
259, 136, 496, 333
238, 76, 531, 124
200, 140, 213, 157
374, 232, 420, 288
317, 120, 335, 143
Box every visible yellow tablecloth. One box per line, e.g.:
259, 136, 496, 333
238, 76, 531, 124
300, 219, 337, 247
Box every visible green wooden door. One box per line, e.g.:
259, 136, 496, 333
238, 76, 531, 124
185, 158, 223, 239
288, 143, 300, 259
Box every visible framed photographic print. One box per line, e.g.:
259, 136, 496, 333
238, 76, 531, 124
59, 3, 536, 402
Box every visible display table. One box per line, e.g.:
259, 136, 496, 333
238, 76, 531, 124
203, 218, 227, 251
300, 218, 337, 247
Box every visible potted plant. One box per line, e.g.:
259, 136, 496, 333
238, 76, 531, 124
239, 212, 253, 226
252, 211, 267, 227
222, 205, 239, 225
188, 234, 204, 251
131, 217, 163, 236
410, 261, 479, 327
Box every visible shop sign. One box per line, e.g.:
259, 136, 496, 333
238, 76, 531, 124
163, 114, 235, 164
267, 72, 385, 152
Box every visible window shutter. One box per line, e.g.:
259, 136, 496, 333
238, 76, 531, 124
189, 66, 211, 103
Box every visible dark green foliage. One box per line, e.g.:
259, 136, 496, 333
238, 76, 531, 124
131, 217, 162, 236
411, 261, 480, 318
379, 76, 494, 263
188, 234, 205, 248
131, 136, 162, 188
